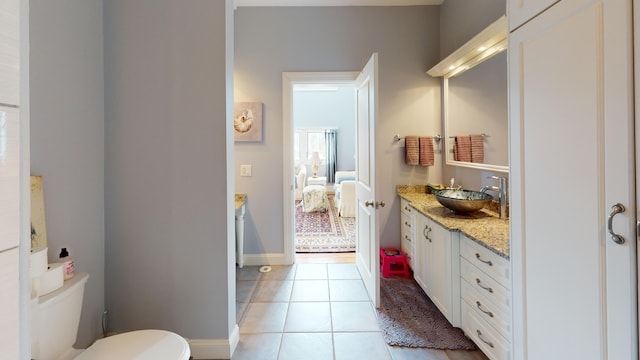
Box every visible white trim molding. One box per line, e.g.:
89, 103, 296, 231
242, 252, 288, 266
187, 325, 240, 359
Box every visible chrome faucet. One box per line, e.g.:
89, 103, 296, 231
480, 176, 508, 220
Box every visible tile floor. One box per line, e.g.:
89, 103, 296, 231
234, 263, 489, 360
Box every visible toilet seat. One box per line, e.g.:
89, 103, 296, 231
74, 329, 190, 360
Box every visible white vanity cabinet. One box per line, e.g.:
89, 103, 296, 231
459, 235, 511, 360
414, 212, 460, 327
399, 198, 415, 268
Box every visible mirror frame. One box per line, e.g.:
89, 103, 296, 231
429, 15, 508, 173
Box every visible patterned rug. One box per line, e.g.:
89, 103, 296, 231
295, 195, 356, 253
377, 276, 477, 350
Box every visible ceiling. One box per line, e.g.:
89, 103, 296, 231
235, 0, 444, 7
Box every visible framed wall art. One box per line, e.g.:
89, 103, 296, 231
234, 102, 263, 142
31, 175, 48, 249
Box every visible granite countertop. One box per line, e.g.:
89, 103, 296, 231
397, 185, 510, 259
235, 193, 247, 209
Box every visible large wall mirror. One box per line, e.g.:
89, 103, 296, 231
429, 15, 508, 173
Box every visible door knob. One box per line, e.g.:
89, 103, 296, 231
376, 201, 386, 208
365, 201, 375, 207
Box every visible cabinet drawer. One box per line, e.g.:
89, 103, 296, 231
400, 198, 414, 216
400, 226, 414, 267
461, 278, 511, 340
462, 301, 511, 360
460, 235, 510, 288
401, 229, 414, 248
461, 258, 511, 314
401, 211, 415, 235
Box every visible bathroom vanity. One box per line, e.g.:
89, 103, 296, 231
397, 185, 510, 360
235, 193, 247, 268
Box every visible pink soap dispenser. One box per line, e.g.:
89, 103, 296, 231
59, 247, 75, 280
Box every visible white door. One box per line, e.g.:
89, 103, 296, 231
635, 0, 640, 352
509, 0, 637, 358
355, 53, 380, 307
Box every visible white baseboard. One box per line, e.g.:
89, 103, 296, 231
187, 324, 240, 359
242, 253, 290, 266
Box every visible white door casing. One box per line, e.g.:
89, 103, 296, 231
355, 53, 380, 307
635, 0, 640, 351
509, 0, 637, 358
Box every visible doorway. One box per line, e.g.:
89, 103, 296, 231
293, 85, 357, 258
282, 72, 359, 265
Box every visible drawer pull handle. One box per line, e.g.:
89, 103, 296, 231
608, 203, 626, 244
404, 206, 411, 212
405, 221, 412, 228
476, 329, 495, 348
475, 253, 493, 266
475, 278, 493, 293
405, 235, 412, 242
476, 301, 494, 317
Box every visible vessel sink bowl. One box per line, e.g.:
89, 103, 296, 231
433, 189, 494, 213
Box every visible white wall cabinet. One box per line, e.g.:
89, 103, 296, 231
507, 0, 557, 31
509, 0, 637, 358
0, 0, 19, 105
414, 212, 460, 327
0, 0, 21, 357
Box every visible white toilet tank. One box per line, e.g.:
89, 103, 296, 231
32, 272, 89, 360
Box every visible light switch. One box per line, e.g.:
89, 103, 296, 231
240, 165, 252, 177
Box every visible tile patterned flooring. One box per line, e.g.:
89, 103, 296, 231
234, 263, 489, 360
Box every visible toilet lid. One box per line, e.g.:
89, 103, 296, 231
75, 329, 190, 360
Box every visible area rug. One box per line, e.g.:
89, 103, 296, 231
377, 276, 477, 350
295, 195, 356, 253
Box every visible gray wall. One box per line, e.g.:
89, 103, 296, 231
29, 0, 105, 347
439, 0, 506, 56
235, 6, 442, 255
294, 87, 356, 174
104, 0, 235, 341
439, 0, 508, 192
448, 52, 508, 167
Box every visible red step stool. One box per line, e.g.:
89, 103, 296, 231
380, 248, 410, 278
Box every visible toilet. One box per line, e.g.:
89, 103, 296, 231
31, 272, 191, 360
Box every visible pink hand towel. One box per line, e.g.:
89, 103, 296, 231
470, 134, 485, 163
405, 136, 419, 165
454, 136, 472, 162
419, 136, 434, 166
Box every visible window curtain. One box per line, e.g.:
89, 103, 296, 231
325, 130, 338, 183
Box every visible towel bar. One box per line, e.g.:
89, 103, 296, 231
393, 134, 442, 143
449, 133, 489, 139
